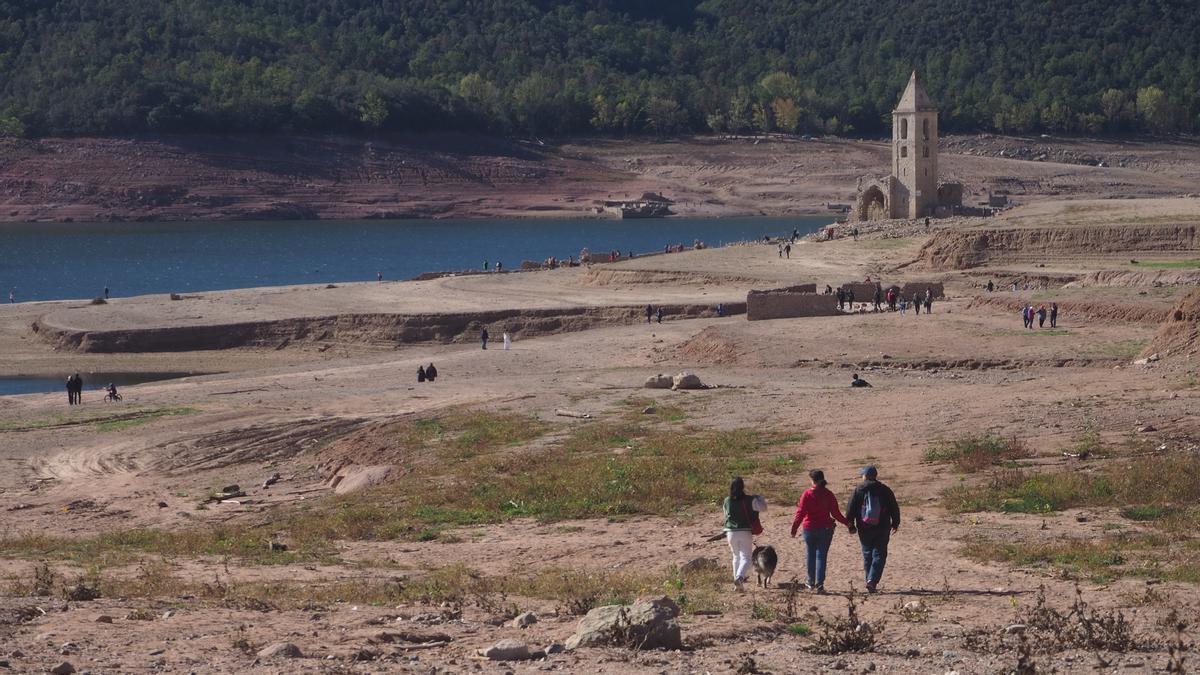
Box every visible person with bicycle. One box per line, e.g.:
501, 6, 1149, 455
105, 383, 121, 402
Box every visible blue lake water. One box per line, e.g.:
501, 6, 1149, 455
0, 216, 832, 302
0, 372, 202, 396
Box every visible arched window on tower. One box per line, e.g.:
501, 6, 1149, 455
900, 146, 908, 158
900, 119, 908, 140
923, 145, 929, 158
922, 119, 929, 140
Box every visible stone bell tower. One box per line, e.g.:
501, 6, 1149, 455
891, 70, 938, 219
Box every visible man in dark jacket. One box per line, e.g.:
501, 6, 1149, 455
481, 327, 489, 350
845, 465, 900, 593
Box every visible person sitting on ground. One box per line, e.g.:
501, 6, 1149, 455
425, 363, 438, 382
417, 365, 427, 383
850, 373, 872, 388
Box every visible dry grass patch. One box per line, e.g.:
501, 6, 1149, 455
1, 410, 808, 562
925, 434, 1032, 472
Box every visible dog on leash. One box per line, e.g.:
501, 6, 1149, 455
752, 545, 778, 588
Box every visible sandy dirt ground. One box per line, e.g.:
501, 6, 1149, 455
1, 197, 1199, 673
3, 133, 1200, 222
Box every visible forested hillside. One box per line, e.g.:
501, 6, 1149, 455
0, 0, 1197, 138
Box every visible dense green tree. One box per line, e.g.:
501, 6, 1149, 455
0, 0, 1196, 137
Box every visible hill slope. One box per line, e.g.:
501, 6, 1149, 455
0, 0, 1197, 137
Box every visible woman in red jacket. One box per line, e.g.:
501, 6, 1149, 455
790, 469, 851, 592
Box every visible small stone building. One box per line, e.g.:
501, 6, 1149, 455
852, 71, 963, 221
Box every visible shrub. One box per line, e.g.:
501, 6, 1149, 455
925, 434, 1031, 472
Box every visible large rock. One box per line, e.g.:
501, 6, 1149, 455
671, 372, 704, 390
565, 596, 682, 651
328, 465, 397, 494
480, 639, 531, 661
643, 374, 673, 389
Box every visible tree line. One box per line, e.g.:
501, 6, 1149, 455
0, 0, 1197, 138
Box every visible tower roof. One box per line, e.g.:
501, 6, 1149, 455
894, 70, 936, 112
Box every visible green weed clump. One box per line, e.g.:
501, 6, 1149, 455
942, 452, 1200, 521
925, 434, 1031, 473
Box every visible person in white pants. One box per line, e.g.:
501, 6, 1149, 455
503, 332, 511, 350
722, 476, 766, 591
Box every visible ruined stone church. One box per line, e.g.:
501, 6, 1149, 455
852, 71, 962, 221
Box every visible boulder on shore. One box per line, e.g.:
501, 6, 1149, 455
565, 596, 682, 651
643, 374, 673, 389
671, 372, 704, 390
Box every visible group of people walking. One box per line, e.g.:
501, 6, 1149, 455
1022, 303, 1058, 329
835, 283, 934, 315
722, 466, 900, 593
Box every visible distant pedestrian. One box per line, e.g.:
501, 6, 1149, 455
503, 332, 511, 350
784, 243, 791, 259
104, 286, 110, 299
716, 303, 726, 317
483, 260, 489, 271
924, 217, 930, 232
923, 290, 932, 314
1050, 303, 1059, 328
791, 469, 850, 592
723, 476, 766, 592
847, 289, 855, 308
496, 261, 503, 272
1036, 305, 1047, 328
899, 297, 907, 315
481, 327, 489, 350
425, 363, 437, 381
845, 466, 900, 593
377, 272, 382, 283
852, 227, 859, 241
778, 243, 783, 258
645, 304, 653, 324
836, 287, 846, 310
417, 365, 427, 383
656, 307, 664, 324
65, 375, 74, 405
7, 289, 13, 303
873, 285, 882, 312
986, 280, 994, 293
913, 295, 921, 315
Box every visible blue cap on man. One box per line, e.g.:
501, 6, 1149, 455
860, 465, 878, 478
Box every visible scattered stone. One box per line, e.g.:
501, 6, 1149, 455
565, 596, 682, 651
1004, 624, 1026, 634
643, 374, 673, 389
830, 660, 848, 670
863, 662, 876, 672
262, 473, 282, 489
257, 642, 303, 659
95, 615, 114, 624
641, 406, 657, 415
544, 643, 565, 655
161, 610, 174, 619
65, 584, 100, 601
220, 484, 240, 494
149, 649, 165, 656
672, 372, 704, 390
1075, 514, 1090, 523
679, 557, 720, 574
511, 612, 538, 629
6, 503, 33, 511
156, 501, 168, 508
49, 662, 75, 675
268, 541, 288, 552
480, 639, 531, 661
1137, 424, 1157, 433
